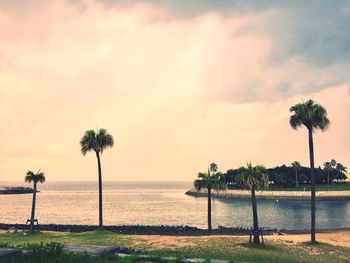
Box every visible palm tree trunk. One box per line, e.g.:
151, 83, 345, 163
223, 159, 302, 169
96, 151, 103, 227
327, 172, 329, 185
207, 187, 212, 234
30, 183, 37, 232
251, 186, 260, 244
308, 128, 316, 243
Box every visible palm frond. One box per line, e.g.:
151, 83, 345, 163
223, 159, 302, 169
80, 129, 114, 155
236, 163, 268, 190
80, 130, 97, 155
290, 99, 330, 132
25, 170, 46, 184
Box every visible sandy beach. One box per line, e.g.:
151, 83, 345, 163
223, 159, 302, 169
131, 229, 350, 249
2, 229, 348, 248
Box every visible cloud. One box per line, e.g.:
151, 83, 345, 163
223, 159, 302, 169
0, 0, 348, 180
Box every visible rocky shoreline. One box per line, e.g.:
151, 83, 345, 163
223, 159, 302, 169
0, 187, 34, 195
185, 188, 350, 201
1, 223, 349, 236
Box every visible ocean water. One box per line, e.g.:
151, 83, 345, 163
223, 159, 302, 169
1, 181, 350, 230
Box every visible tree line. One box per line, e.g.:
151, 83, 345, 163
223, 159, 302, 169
224, 160, 348, 187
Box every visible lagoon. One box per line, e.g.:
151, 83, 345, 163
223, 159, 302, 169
1, 181, 350, 230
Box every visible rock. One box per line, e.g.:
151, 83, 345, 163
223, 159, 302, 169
182, 258, 206, 263
116, 253, 131, 258
0, 248, 22, 261
210, 260, 230, 263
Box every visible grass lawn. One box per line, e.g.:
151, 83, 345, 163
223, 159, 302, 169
1, 230, 350, 263
267, 183, 350, 191
227, 183, 350, 191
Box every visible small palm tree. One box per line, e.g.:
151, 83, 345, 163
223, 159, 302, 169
80, 129, 114, 227
330, 159, 337, 168
236, 162, 268, 245
290, 99, 330, 243
194, 163, 226, 234
291, 161, 301, 187
25, 170, 45, 232
210, 163, 218, 173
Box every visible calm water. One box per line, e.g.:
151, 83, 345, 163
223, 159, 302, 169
1, 181, 350, 230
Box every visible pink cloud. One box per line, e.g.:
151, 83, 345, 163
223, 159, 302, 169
0, 0, 348, 181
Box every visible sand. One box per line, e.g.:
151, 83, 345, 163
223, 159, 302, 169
130, 230, 350, 249
266, 230, 350, 247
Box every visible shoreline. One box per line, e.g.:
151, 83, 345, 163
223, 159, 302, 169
185, 188, 350, 201
0, 187, 34, 195
1, 223, 349, 236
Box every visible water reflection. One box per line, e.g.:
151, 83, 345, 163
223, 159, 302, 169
1, 182, 350, 230
211, 198, 350, 229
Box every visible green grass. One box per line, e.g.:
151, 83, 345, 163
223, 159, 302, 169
0, 230, 132, 247
264, 183, 350, 191
1, 231, 350, 263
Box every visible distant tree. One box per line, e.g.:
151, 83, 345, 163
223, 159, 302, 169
236, 162, 269, 244
291, 161, 301, 187
299, 173, 308, 184
194, 164, 226, 234
80, 129, 114, 227
323, 162, 332, 185
335, 163, 348, 181
25, 170, 46, 232
330, 159, 337, 168
210, 163, 218, 173
224, 169, 237, 185
290, 99, 330, 243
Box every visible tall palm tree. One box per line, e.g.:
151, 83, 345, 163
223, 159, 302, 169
291, 161, 301, 187
289, 99, 330, 243
80, 129, 114, 227
194, 163, 226, 234
25, 170, 45, 232
236, 162, 268, 245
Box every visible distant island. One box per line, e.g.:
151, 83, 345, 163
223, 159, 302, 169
0, 187, 34, 195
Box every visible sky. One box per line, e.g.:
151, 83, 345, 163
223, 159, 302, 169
0, 0, 349, 182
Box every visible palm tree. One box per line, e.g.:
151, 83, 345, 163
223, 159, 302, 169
210, 163, 218, 173
236, 162, 268, 245
335, 163, 348, 181
194, 163, 226, 234
25, 170, 45, 232
289, 99, 330, 243
291, 161, 301, 187
80, 129, 114, 227
323, 161, 332, 185
330, 159, 337, 168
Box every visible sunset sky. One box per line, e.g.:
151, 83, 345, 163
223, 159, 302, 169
0, 0, 349, 182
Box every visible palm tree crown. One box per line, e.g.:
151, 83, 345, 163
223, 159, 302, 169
236, 163, 269, 190
25, 170, 46, 184
324, 161, 332, 171
291, 161, 301, 171
210, 163, 218, 173
289, 99, 330, 131
80, 129, 114, 155
194, 170, 226, 192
